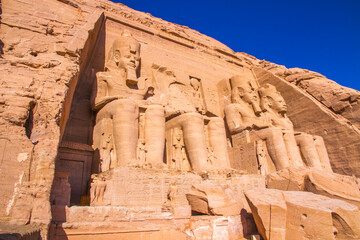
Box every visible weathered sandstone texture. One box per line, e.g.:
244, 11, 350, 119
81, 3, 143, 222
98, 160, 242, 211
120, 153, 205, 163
260, 62, 360, 129
1, 0, 360, 239
246, 189, 360, 240
0, 223, 41, 240
186, 181, 242, 216
266, 167, 360, 208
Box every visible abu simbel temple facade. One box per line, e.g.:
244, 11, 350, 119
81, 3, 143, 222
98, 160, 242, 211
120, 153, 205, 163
1, 0, 360, 239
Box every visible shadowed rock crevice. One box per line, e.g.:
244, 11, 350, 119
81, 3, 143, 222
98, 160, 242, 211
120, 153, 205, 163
332, 212, 356, 239
24, 102, 35, 139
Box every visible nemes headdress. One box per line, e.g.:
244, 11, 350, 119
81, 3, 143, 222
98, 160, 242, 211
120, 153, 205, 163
258, 84, 278, 98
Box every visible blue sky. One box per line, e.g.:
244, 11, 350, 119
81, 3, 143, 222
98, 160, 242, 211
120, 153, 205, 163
114, 0, 360, 90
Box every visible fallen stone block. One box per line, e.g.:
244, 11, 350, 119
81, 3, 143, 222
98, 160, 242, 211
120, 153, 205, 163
245, 189, 360, 240
266, 167, 360, 208
186, 181, 241, 216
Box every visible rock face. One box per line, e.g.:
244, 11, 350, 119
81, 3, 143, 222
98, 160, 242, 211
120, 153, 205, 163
1, 0, 360, 239
267, 167, 360, 208
246, 189, 360, 240
186, 181, 242, 216
261, 62, 360, 129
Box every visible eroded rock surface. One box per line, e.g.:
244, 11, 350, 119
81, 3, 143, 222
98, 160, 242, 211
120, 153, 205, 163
267, 167, 360, 208
246, 189, 360, 240
1, 0, 360, 239
186, 181, 242, 216
260, 61, 360, 129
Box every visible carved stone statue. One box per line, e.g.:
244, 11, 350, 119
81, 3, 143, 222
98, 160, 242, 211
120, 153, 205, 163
92, 30, 165, 170
207, 117, 230, 170
97, 120, 114, 172
92, 31, 230, 174
225, 75, 291, 170
258, 84, 304, 168
171, 128, 186, 169
259, 84, 332, 172
190, 77, 205, 114
166, 112, 209, 172
256, 140, 267, 175
137, 139, 146, 166
207, 146, 216, 165
149, 66, 228, 173
90, 174, 106, 206
167, 183, 177, 203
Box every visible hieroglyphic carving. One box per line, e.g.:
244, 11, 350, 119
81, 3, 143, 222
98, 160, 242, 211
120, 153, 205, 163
231, 132, 259, 174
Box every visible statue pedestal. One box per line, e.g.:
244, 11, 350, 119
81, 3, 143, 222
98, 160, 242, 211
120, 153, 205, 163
90, 167, 265, 211
91, 167, 203, 207
52, 167, 265, 239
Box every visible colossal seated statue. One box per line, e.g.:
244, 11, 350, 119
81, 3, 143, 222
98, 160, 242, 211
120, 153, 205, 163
92, 30, 165, 171
259, 84, 332, 172
151, 66, 230, 173
225, 75, 291, 171
164, 104, 230, 172
92, 30, 230, 174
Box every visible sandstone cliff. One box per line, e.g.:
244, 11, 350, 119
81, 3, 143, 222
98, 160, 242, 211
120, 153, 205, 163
1, 0, 359, 238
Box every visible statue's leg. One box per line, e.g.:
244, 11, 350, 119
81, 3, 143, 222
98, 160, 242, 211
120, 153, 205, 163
180, 112, 208, 172
105, 99, 139, 166
252, 128, 290, 170
208, 117, 230, 169
295, 133, 322, 169
282, 130, 304, 167
94, 112, 114, 172
145, 105, 165, 166
313, 135, 332, 172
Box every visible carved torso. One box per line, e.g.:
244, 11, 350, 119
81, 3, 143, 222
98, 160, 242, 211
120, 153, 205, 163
94, 70, 149, 110
264, 111, 294, 131
225, 102, 269, 134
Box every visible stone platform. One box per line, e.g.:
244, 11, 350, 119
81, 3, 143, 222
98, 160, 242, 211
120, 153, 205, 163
50, 208, 256, 240
50, 167, 265, 239
91, 167, 265, 209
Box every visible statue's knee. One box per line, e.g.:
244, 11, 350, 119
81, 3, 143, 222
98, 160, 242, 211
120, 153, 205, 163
295, 133, 313, 145
268, 128, 283, 140
146, 104, 165, 118
313, 135, 324, 142
183, 112, 203, 122
107, 99, 138, 115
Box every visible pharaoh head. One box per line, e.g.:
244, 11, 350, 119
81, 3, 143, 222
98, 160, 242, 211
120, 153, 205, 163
230, 75, 261, 114
106, 30, 141, 84
259, 84, 287, 114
